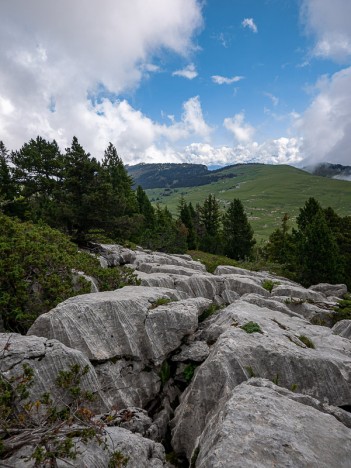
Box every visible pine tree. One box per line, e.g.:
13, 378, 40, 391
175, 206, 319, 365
266, 213, 294, 265
177, 196, 197, 250
199, 194, 221, 253
0, 141, 15, 213
222, 199, 256, 260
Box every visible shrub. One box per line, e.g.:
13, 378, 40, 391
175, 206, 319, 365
0, 214, 139, 333
331, 295, 351, 325
261, 279, 280, 293
198, 303, 222, 322
298, 335, 315, 349
240, 322, 263, 334
150, 297, 174, 309
159, 360, 171, 386
183, 363, 198, 383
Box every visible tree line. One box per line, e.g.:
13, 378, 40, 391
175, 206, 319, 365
1, 136, 350, 289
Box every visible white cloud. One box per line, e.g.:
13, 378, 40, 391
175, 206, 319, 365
224, 113, 255, 144
180, 138, 302, 166
301, 0, 351, 62
172, 63, 198, 79
0, 0, 203, 152
296, 66, 351, 165
212, 75, 244, 85
264, 92, 279, 106
242, 18, 258, 34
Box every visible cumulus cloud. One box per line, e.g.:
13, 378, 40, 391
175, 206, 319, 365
296, 67, 351, 165
0, 0, 203, 154
301, 0, 351, 62
242, 18, 258, 33
212, 75, 244, 85
224, 113, 255, 144
172, 63, 198, 79
180, 138, 303, 166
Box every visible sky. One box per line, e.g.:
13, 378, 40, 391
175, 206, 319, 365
1, 0, 351, 167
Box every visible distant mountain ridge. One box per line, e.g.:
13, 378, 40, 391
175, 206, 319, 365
126, 162, 258, 189
304, 162, 351, 181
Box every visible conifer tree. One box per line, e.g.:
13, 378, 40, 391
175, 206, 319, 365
199, 194, 221, 253
222, 199, 256, 260
177, 196, 197, 250
0, 141, 15, 213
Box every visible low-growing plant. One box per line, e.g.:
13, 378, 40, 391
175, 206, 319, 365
150, 297, 174, 309
331, 295, 351, 325
290, 383, 298, 392
240, 321, 263, 334
108, 450, 129, 467
183, 363, 198, 383
298, 335, 315, 349
190, 446, 200, 468
0, 343, 127, 465
272, 374, 280, 385
159, 360, 171, 386
245, 366, 256, 378
198, 303, 222, 322
261, 279, 280, 293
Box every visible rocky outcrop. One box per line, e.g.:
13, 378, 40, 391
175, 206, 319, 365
2, 244, 350, 467
193, 379, 351, 468
0, 333, 108, 413
171, 300, 351, 459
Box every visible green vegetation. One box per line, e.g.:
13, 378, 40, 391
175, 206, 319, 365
298, 335, 315, 349
183, 363, 198, 383
331, 295, 351, 325
150, 297, 174, 309
290, 383, 299, 392
188, 250, 238, 273
198, 303, 222, 322
145, 164, 351, 241
0, 213, 139, 333
108, 451, 129, 467
159, 360, 171, 386
0, 358, 126, 465
261, 279, 279, 293
245, 366, 256, 378
240, 322, 263, 334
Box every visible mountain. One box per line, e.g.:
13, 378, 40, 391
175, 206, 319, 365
126, 162, 237, 189
141, 163, 351, 241
304, 162, 351, 181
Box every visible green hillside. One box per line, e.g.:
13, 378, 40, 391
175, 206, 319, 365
145, 164, 351, 242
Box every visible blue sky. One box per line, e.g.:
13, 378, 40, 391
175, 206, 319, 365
1, 0, 351, 166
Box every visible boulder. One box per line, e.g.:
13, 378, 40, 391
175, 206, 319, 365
132, 251, 206, 272
5, 426, 167, 468
0, 333, 108, 413
272, 284, 326, 302
222, 275, 270, 297
172, 300, 351, 458
28, 287, 188, 361
193, 379, 351, 468
333, 320, 351, 340
309, 283, 348, 298
172, 341, 210, 363
137, 263, 209, 277
89, 243, 137, 266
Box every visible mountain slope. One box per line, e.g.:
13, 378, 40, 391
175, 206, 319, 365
143, 163, 351, 241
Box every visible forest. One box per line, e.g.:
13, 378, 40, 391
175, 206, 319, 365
1, 136, 350, 332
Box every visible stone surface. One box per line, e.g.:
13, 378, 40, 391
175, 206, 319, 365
194, 379, 351, 468
333, 320, 351, 340
272, 284, 326, 302
222, 275, 270, 297
309, 283, 347, 298
172, 341, 210, 363
0, 333, 108, 413
172, 300, 351, 459
28, 287, 189, 361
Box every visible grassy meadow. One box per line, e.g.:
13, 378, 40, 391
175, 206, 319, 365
146, 164, 351, 242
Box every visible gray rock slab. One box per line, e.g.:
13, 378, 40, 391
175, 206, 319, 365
194, 379, 351, 468
28, 287, 188, 362
272, 284, 326, 302
333, 320, 351, 340
0, 333, 108, 413
172, 300, 351, 458
172, 341, 210, 362
222, 275, 270, 297
309, 282, 348, 298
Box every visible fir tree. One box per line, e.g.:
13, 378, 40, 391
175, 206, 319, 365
199, 194, 221, 253
222, 199, 256, 260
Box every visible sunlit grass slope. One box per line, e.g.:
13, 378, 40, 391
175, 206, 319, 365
146, 164, 351, 242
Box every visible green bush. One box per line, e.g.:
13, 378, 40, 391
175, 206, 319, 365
240, 322, 263, 334
183, 363, 198, 383
0, 214, 139, 333
298, 335, 315, 349
261, 279, 280, 293
198, 303, 222, 322
331, 295, 351, 325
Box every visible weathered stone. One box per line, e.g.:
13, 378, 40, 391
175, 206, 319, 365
72, 269, 99, 293
309, 283, 348, 298
0, 333, 108, 413
333, 320, 351, 340
172, 300, 351, 458
272, 284, 326, 302
137, 263, 208, 277
220, 289, 240, 303
194, 379, 351, 468
100, 407, 154, 437
241, 293, 303, 318
222, 275, 270, 297
172, 341, 210, 362
28, 287, 188, 361
133, 251, 206, 272
90, 243, 137, 266
175, 275, 222, 299
271, 295, 335, 325
136, 271, 176, 289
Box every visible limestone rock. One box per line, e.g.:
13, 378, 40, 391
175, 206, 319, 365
28, 287, 188, 361
0, 333, 108, 413
194, 379, 351, 468
222, 275, 270, 297
272, 284, 326, 302
172, 300, 351, 458
309, 283, 347, 298
333, 320, 351, 340
172, 341, 210, 363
